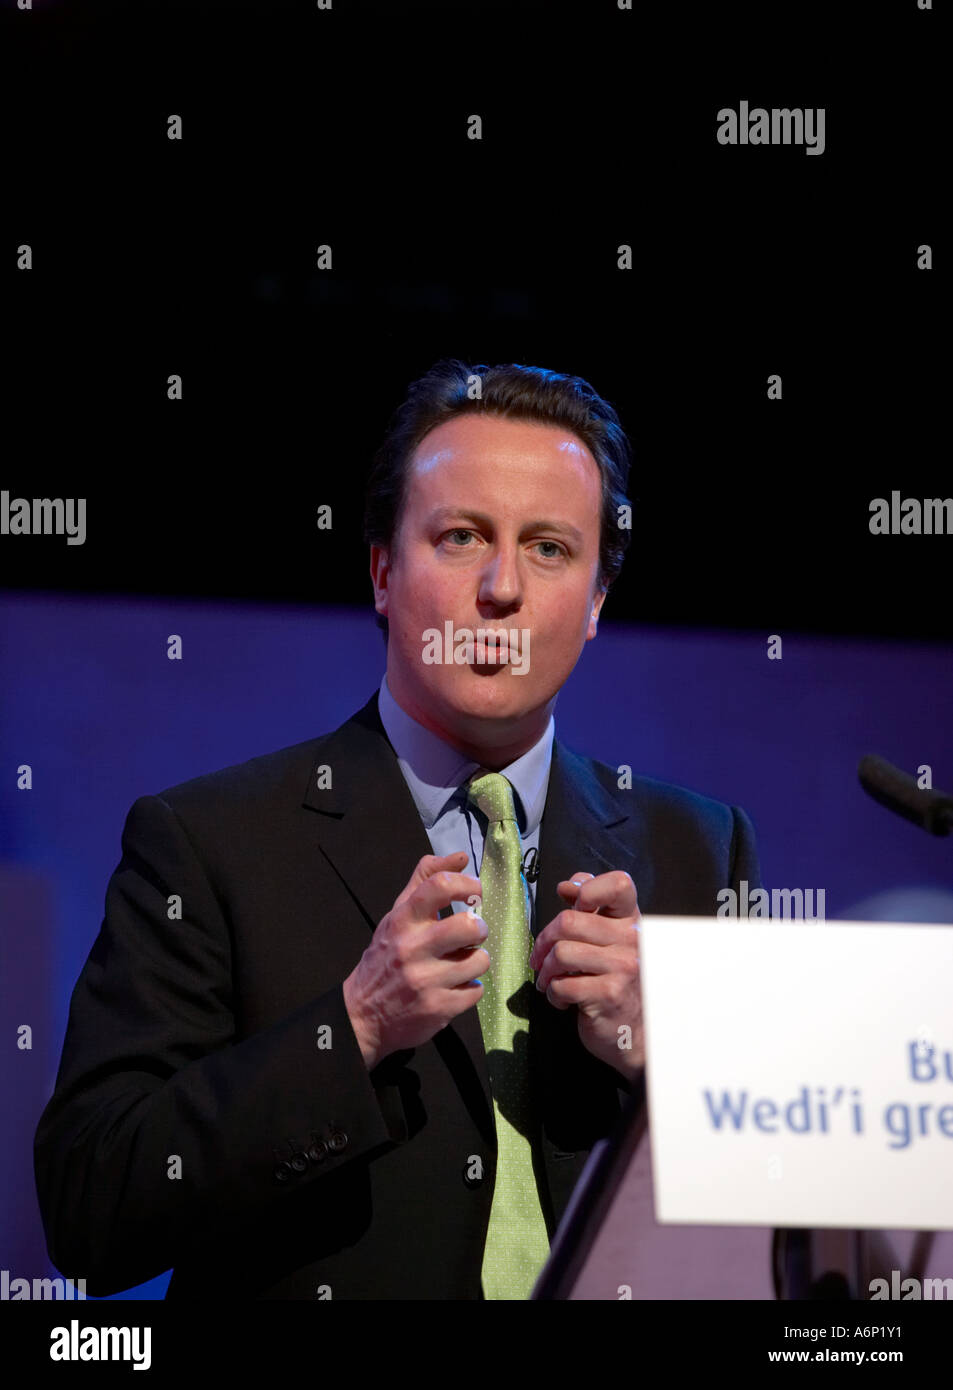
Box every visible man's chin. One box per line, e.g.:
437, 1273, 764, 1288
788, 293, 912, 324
439, 669, 542, 720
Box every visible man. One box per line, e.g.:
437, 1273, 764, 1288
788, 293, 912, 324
34, 359, 761, 1300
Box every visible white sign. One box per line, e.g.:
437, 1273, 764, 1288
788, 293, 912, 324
639, 917, 953, 1229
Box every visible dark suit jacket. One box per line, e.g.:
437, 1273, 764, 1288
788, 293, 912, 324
34, 689, 761, 1299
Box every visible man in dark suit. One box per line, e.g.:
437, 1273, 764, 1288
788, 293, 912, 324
34, 359, 760, 1300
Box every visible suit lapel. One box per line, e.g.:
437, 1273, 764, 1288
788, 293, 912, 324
301, 690, 436, 936
534, 739, 654, 942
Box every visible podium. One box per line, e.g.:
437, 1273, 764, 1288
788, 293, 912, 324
534, 1082, 781, 1299
534, 1080, 953, 1300
532, 918, 953, 1299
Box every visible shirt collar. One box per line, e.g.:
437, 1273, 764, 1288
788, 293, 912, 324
377, 672, 554, 835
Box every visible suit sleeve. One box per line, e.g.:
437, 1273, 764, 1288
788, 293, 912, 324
33, 793, 404, 1296
728, 803, 763, 895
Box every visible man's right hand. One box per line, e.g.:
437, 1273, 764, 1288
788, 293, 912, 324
342, 852, 488, 1071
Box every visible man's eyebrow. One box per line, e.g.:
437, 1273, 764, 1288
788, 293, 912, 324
427, 507, 584, 544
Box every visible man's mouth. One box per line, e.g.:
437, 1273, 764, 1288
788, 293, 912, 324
472, 635, 508, 660
433, 623, 530, 674
460, 636, 510, 674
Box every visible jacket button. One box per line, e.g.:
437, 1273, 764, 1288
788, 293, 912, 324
327, 1130, 348, 1153
290, 1152, 309, 1173
307, 1140, 328, 1164
273, 1161, 293, 1182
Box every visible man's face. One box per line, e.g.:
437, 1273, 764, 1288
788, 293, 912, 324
370, 412, 607, 760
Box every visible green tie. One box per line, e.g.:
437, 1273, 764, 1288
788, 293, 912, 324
467, 770, 550, 1300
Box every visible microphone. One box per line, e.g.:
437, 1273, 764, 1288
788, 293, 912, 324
522, 847, 540, 883
858, 754, 953, 837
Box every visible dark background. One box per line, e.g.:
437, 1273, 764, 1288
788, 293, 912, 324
1, 0, 945, 638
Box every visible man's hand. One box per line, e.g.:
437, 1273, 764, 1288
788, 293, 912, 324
342, 852, 488, 1071
528, 870, 643, 1079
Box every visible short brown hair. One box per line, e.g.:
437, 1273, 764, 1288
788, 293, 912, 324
363, 359, 632, 635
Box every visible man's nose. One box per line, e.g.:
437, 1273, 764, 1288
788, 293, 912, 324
477, 545, 523, 606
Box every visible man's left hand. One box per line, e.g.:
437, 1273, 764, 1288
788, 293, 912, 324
529, 870, 644, 1080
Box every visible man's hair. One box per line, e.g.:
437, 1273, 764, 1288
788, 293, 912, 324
363, 358, 633, 636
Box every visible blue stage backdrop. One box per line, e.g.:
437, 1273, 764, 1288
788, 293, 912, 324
2, 591, 951, 1298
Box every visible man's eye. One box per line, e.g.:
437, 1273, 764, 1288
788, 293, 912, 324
440, 531, 565, 558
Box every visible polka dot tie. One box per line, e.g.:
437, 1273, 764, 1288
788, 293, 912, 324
467, 770, 550, 1300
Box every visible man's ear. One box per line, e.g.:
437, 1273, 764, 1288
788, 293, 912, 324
369, 544, 390, 618
587, 584, 608, 640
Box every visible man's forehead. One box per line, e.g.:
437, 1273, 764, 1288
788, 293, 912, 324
408, 417, 597, 483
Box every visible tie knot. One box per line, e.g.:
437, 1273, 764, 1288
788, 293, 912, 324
466, 770, 518, 825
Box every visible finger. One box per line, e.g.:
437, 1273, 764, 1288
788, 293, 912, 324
544, 987, 572, 1011
440, 946, 492, 989
395, 851, 469, 909
530, 911, 623, 969
544, 974, 602, 1009
408, 871, 482, 926
431, 906, 490, 956
442, 943, 488, 963
556, 872, 596, 903
535, 941, 628, 993
560, 870, 638, 918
